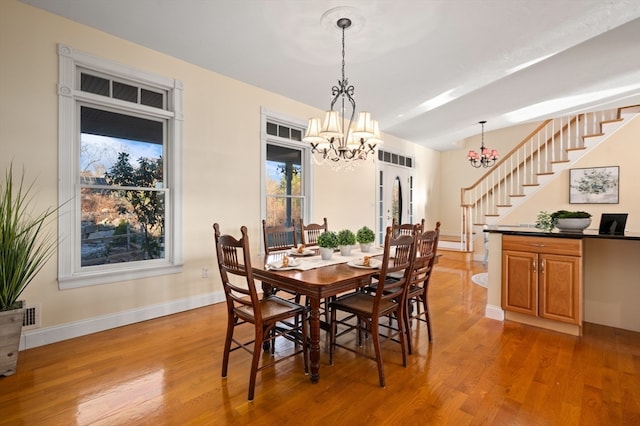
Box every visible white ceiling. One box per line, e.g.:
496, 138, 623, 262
21, 0, 640, 151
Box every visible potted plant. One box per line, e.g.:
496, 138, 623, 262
535, 211, 554, 232
317, 231, 338, 260
1, 164, 58, 376
337, 229, 356, 256
356, 226, 375, 252
551, 210, 592, 232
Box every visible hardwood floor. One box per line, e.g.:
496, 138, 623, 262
1, 252, 639, 425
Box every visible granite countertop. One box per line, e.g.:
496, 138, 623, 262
484, 226, 640, 241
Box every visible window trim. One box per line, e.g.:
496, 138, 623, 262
57, 44, 183, 289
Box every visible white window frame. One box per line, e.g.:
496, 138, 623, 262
260, 108, 313, 252
57, 44, 183, 289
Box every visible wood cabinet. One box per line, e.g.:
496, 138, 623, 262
502, 235, 582, 325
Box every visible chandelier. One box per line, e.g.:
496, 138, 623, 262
303, 15, 383, 169
468, 120, 498, 168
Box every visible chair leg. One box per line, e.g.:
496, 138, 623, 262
221, 315, 235, 378
269, 325, 276, 355
424, 300, 433, 342
404, 300, 413, 355
397, 306, 408, 367
248, 328, 264, 401
370, 318, 386, 388
420, 291, 432, 342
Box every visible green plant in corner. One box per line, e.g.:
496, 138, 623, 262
1, 164, 58, 311
337, 229, 356, 246
317, 231, 339, 249
356, 226, 375, 244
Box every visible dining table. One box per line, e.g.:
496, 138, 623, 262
251, 246, 385, 383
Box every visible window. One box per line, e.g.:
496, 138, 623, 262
58, 44, 183, 288
265, 144, 302, 227
260, 109, 311, 245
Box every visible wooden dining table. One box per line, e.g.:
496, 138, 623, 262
251, 251, 381, 383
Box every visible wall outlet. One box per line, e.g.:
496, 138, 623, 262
201, 267, 208, 278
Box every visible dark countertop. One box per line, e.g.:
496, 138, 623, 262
484, 226, 640, 241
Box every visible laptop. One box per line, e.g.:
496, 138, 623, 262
598, 213, 628, 235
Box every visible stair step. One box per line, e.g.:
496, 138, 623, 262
583, 132, 605, 139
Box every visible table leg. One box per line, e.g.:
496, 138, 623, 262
309, 297, 321, 383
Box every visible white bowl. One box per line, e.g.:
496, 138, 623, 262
555, 218, 591, 232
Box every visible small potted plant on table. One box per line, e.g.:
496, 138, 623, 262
317, 231, 339, 260
356, 226, 375, 252
337, 229, 356, 256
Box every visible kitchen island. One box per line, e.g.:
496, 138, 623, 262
484, 227, 640, 335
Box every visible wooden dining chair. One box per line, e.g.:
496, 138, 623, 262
214, 223, 309, 401
297, 217, 328, 247
261, 219, 301, 301
392, 218, 425, 237
295, 217, 333, 319
329, 226, 417, 388
262, 219, 298, 254
404, 221, 440, 351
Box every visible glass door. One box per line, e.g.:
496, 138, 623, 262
377, 164, 413, 243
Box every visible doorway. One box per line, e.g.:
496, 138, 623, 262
377, 164, 414, 243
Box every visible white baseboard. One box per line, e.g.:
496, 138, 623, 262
485, 304, 504, 321
19, 291, 226, 350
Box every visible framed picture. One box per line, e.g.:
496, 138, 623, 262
569, 166, 619, 204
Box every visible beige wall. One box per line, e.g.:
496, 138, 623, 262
1, 1, 438, 337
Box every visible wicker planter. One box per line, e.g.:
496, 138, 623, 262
1, 301, 25, 377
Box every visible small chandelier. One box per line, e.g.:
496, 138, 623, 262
468, 120, 498, 168
303, 16, 383, 170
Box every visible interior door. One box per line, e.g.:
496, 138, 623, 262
378, 164, 413, 243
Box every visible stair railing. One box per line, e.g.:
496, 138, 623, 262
460, 109, 619, 251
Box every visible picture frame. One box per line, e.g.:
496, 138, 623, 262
569, 166, 619, 204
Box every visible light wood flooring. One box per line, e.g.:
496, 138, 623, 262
1, 252, 639, 425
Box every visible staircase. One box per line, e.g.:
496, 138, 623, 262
455, 105, 640, 253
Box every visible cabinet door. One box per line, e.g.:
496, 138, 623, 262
539, 254, 581, 324
502, 250, 537, 316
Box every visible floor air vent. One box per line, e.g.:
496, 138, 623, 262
23, 304, 41, 330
